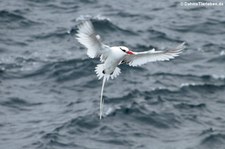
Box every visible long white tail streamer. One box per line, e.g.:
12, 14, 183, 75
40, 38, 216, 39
95, 64, 121, 119
100, 76, 107, 119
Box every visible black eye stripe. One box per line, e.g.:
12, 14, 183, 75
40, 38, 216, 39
120, 48, 126, 52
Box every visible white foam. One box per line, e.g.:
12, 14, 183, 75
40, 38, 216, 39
180, 82, 197, 87
220, 50, 225, 56
212, 74, 225, 79
76, 15, 111, 22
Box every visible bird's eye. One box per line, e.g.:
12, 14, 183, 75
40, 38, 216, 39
120, 48, 126, 52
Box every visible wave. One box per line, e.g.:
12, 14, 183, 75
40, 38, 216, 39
32, 28, 69, 40
0, 10, 26, 22
174, 103, 206, 110
151, 72, 225, 81
0, 57, 96, 80
20, 58, 97, 81
201, 43, 225, 55
98, 92, 183, 128
168, 20, 225, 35
197, 133, 225, 149
0, 37, 28, 47
92, 19, 136, 35
55, 115, 100, 132
207, 55, 225, 63
141, 83, 224, 98
146, 29, 184, 43
35, 107, 178, 149
162, 83, 224, 95
44, 3, 79, 12
69, 15, 137, 37
33, 114, 100, 148
0, 57, 40, 79
0, 97, 42, 111
105, 81, 225, 104
0, 10, 39, 28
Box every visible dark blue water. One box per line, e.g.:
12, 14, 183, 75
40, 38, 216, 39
1, 0, 225, 149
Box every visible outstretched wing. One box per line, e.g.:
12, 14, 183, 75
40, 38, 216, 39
76, 21, 108, 59
124, 42, 185, 66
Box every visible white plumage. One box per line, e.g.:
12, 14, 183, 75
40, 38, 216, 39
76, 20, 185, 119
124, 42, 185, 66
76, 21, 106, 58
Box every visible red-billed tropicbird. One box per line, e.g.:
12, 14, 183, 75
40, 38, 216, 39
76, 21, 185, 119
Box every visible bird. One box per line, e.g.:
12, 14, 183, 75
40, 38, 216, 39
76, 20, 185, 119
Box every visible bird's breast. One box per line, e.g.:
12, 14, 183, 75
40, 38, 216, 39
103, 55, 122, 75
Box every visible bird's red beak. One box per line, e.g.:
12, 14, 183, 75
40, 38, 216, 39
127, 50, 134, 55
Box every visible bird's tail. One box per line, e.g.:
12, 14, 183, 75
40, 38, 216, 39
95, 64, 121, 81
95, 64, 121, 119
99, 76, 106, 119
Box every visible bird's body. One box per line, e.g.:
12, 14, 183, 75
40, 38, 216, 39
76, 20, 185, 119
102, 47, 126, 74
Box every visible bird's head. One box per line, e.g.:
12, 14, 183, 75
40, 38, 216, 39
119, 46, 134, 55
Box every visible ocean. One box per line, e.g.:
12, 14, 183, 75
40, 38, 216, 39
0, 0, 225, 149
